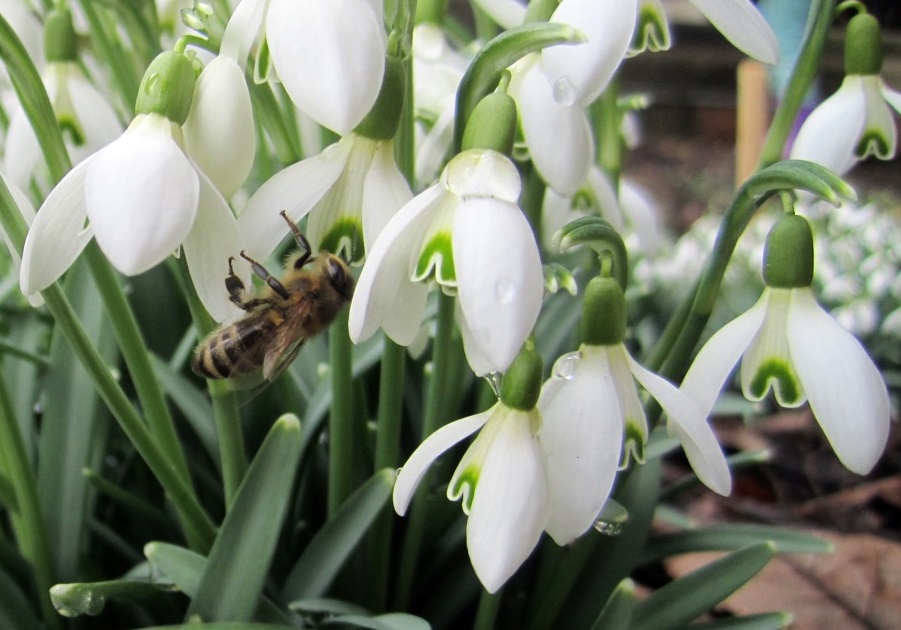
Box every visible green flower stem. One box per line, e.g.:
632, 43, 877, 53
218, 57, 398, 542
593, 78, 623, 185
757, 0, 835, 167
80, 0, 141, 112
474, 589, 502, 630
328, 309, 355, 516
394, 291, 456, 609
84, 248, 193, 489
250, 83, 301, 165
415, 0, 446, 24
168, 258, 247, 508
367, 338, 407, 611
0, 376, 59, 629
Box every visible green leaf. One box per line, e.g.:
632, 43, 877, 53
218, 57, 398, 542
640, 525, 832, 564
282, 469, 395, 600
589, 579, 635, 630
454, 22, 585, 150
630, 543, 776, 630
0, 564, 42, 630
325, 613, 431, 630
49, 579, 165, 618
186, 414, 303, 622
141, 624, 296, 630
743, 160, 855, 205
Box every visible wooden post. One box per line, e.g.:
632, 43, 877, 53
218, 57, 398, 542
735, 59, 770, 186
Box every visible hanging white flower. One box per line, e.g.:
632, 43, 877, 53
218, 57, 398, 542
349, 148, 544, 376
19, 52, 247, 321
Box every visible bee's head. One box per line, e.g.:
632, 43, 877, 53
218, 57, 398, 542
324, 254, 355, 301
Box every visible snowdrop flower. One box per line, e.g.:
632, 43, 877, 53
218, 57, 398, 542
539, 276, 730, 545
224, 0, 387, 134
4, 8, 122, 191
183, 5, 257, 199
20, 52, 247, 321
394, 348, 548, 593
349, 147, 543, 375
682, 214, 890, 474
542, 0, 777, 109
238, 57, 410, 265
791, 13, 901, 176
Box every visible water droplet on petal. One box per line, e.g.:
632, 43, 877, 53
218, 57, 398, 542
593, 519, 625, 536
394, 467, 402, 479
495, 279, 515, 304
554, 351, 582, 380
484, 372, 502, 398
553, 77, 577, 106
593, 499, 629, 536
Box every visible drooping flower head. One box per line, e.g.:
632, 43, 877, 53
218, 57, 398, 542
791, 11, 901, 175
681, 213, 891, 474
393, 347, 549, 593
349, 85, 544, 375
20, 50, 248, 321
540, 274, 731, 545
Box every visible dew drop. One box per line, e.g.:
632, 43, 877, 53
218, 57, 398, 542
483, 372, 502, 398
552, 76, 577, 106
593, 519, 625, 536
593, 499, 629, 536
494, 279, 515, 305
553, 351, 582, 380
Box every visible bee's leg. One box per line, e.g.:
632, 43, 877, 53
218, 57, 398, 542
225, 256, 252, 308
240, 250, 291, 300
279, 210, 312, 269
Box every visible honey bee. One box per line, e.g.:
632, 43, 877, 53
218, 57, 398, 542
192, 211, 354, 382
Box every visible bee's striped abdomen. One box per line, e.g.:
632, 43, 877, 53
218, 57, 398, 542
192, 317, 274, 379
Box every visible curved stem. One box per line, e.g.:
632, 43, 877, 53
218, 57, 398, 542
758, 0, 836, 167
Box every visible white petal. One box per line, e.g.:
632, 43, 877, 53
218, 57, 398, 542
463, 408, 546, 593
790, 76, 866, 175
681, 291, 768, 417
20, 159, 93, 294
348, 185, 444, 344
471, 0, 526, 29
542, 0, 637, 107
84, 116, 199, 275
238, 138, 351, 259
606, 345, 649, 463
858, 76, 897, 160
587, 166, 624, 230
454, 198, 543, 375
628, 350, 731, 495
538, 347, 622, 545
787, 288, 890, 475
2, 106, 41, 190
184, 56, 256, 198
361, 139, 412, 249
879, 79, 901, 115
514, 58, 593, 195
443, 149, 521, 203
688, 0, 778, 64
65, 68, 123, 160
266, 0, 386, 133
220, 0, 267, 62
392, 409, 491, 516
182, 172, 249, 321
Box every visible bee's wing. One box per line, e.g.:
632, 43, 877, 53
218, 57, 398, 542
262, 335, 307, 383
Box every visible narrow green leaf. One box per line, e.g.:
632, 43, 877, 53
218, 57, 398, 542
142, 624, 296, 630
454, 22, 585, 150
631, 543, 776, 630
186, 414, 303, 622
692, 612, 794, 630
49, 579, 165, 618
325, 613, 431, 630
640, 525, 832, 564
589, 579, 635, 630
744, 160, 856, 205
282, 469, 395, 600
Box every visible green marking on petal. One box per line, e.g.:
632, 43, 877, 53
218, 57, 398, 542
58, 115, 85, 146
412, 231, 456, 287
319, 217, 364, 264
750, 358, 801, 405
856, 129, 892, 160
620, 420, 645, 468
632, 3, 671, 53
449, 466, 479, 514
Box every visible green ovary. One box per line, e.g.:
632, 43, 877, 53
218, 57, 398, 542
749, 358, 801, 405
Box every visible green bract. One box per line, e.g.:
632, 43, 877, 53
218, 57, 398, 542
135, 52, 197, 125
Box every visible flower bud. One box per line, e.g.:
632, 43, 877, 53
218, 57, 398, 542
500, 346, 543, 411
581, 276, 626, 346
354, 55, 406, 140
44, 7, 77, 63
845, 12, 882, 76
461, 78, 517, 155
763, 213, 814, 288
135, 52, 197, 125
